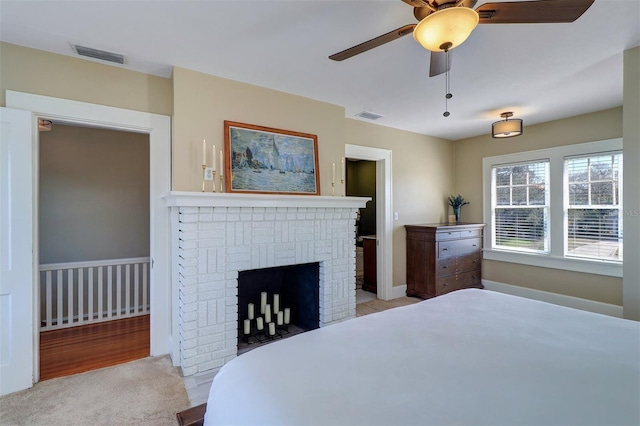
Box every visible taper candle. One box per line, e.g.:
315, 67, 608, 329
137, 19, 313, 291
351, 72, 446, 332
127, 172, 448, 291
243, 319, 250, 334
248, 303, 254, 320
256, 317, 264, 330
212, 145, 216, 171
202, 139, 206, 166
265, 304, 271, 323
332, 162, 336, 184
273, 294, 280, 314
284, 308, 290, 324
277, 311, 283, 326
219, 150, 223, 177
268, 322, 276, 336
341, 157, 345, 180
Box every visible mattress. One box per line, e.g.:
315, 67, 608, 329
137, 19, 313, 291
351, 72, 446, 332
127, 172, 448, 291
204, 289, 640, 425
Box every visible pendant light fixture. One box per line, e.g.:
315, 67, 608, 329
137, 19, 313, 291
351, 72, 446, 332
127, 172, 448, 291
492, 112, 523, 138
413, 3, 479, 53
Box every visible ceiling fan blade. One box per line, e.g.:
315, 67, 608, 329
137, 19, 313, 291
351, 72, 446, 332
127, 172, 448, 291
476, 0, 595, 24
429, 51, 450, 77
401, 0, 432, 7
329, 24, 416, 61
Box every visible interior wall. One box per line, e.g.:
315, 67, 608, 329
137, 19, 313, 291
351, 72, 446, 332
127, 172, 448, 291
623, 46, 640, 320
454, 108, 623, 305
346, 160, 376, 237
345, 118, 455, 288
0, 42, 171, 115
172, 67, 346, 193
39, 124, 150, 264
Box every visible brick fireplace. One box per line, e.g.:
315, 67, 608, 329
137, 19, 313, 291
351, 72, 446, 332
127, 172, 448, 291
164, 192, 369, 376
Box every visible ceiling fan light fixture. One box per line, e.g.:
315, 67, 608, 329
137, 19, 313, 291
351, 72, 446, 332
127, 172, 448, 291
413, 6, 479, 52
492, 112, 523, 138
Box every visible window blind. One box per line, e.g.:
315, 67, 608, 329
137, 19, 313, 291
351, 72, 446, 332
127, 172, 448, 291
492, 161, 549, 253
565, 152, 622, 261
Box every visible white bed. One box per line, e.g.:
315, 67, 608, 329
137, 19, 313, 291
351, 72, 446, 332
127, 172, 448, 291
204, 289, 640, 425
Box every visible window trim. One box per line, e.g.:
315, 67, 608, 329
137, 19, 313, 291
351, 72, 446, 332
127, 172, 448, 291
482, 138, 623, 277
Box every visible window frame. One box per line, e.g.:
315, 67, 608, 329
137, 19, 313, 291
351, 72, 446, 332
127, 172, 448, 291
482, 139, 623, 277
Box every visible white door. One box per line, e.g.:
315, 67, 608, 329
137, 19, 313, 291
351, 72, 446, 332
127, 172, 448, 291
0, 107, 34, 395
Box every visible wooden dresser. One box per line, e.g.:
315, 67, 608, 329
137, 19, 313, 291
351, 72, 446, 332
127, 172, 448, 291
405, 223, 485, 299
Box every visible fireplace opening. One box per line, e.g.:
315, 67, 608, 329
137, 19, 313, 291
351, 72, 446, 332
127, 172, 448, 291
237, 262, 320, 354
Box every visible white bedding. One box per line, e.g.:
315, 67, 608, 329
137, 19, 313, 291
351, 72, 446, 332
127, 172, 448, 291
204, 289, 640, 425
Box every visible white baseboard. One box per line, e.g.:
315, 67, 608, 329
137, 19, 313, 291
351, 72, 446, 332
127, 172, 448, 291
390, 284, 407, 300
482, 280, 623, 318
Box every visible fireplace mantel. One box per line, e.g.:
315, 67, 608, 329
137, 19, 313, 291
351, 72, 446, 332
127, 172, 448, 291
163, 191, 370, 209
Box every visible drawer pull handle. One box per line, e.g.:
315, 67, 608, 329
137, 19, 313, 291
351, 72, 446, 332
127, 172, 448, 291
472, 260, 477, 264
443, 265, 448, 269
472, 244, 477, 247
442, 248, 448, 251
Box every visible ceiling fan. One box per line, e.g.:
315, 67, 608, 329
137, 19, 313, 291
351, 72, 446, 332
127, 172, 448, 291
329, 0, 595, 77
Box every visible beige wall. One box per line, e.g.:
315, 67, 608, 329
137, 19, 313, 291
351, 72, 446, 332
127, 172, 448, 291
345, 119, 455, 287
623, 46, 640, 320
172, 67, 346, 192
39, 124, 150, 264
454, 108, 623, 305
0, 42, 171, 115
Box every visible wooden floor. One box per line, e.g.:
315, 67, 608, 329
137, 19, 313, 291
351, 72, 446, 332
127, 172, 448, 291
40, 314, 150, 381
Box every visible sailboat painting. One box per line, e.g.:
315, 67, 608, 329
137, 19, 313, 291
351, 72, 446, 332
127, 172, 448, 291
224, 121, 320, 195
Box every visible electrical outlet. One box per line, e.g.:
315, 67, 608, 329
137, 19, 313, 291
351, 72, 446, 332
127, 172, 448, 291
394, 212, 399, 221
204, 167, 214, 180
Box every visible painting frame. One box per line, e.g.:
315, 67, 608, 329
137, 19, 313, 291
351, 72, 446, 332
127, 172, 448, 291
224, 121, 320, 195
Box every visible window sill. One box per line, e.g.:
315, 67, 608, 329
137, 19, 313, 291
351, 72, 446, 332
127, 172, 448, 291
483, 249, 622, 277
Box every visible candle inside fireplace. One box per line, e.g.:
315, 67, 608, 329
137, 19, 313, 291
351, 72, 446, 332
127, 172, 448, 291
284, 308, 290, 324
256, 317, 264, 330
247, 303, 254, 320
277, 311, 283, 326
260, 292, 267, 314
273, 294, 279, 313
265, 304, 271, 323
243, 319, 250, 335
268, 322, 275, 336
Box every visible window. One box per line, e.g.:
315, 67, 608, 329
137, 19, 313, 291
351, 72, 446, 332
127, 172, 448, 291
565, 152, 623, 261
483, 139, 623, 277
492, 161, 549, 253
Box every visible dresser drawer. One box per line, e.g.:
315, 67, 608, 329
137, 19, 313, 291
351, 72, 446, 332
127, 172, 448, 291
435, 230, 461, 241
436, 257, 457, 277
436, 276, 459, 295
457, 253, 481, 272
459, 228, 483, 238
438, 238, 481, 258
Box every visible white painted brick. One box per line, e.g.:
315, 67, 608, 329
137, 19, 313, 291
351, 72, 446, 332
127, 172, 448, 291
180, 207, 200, 214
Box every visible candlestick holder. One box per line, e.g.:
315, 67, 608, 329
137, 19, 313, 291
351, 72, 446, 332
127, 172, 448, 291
201, 165, 207, 192
331, 182, 335, 196
341, 179, 345, 197
220, 175, 224, 193
212, 171, 217, 193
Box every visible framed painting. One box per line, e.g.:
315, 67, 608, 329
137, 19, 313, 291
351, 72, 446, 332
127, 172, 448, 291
224, 121, 320, 195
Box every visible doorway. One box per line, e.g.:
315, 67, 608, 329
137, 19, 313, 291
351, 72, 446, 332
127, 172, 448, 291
38, 123, 151, 379
4, 90, 171, 392
346, 159, 377, 303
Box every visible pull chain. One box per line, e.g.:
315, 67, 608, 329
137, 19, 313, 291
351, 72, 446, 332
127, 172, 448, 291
443, 49, 452, 117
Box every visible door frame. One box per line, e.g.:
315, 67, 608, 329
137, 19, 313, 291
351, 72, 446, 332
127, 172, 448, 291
6, 90, 172, 382
345, 144, 393, 301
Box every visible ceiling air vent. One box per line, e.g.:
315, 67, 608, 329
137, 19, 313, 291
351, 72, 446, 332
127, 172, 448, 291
355, 111, 384, 121
72, 44, 126, 64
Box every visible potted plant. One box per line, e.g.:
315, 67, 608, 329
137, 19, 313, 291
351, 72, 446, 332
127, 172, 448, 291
448, 194, 469, 223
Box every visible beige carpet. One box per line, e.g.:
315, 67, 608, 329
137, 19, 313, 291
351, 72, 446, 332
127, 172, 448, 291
0, 355, 190, 426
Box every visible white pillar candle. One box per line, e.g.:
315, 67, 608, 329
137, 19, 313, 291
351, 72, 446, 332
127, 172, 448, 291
248, 303, 254, 320
243, 319, 250, 335
260, 292, 267, 314
332, 162, 336, 184
277, 311, 283, 326
268, 322, 276, 336
219, 150, 224, 177
273, 294, 279, 314
256, 317, 264, 330
212, 145, 216, 171
284, 308, 290, 324
265, 304, 271, 323
202, 139, 206, 166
